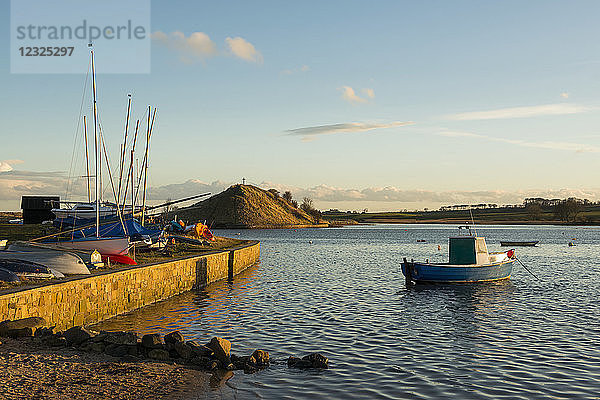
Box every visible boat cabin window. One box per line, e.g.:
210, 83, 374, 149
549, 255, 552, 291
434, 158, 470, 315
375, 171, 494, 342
76, 206, 94, 210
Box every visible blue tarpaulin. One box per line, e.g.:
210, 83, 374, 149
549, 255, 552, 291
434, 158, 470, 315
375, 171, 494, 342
72, 218, 162, 241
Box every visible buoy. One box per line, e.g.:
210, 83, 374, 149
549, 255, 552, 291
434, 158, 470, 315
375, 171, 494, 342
437, 245, 441, 251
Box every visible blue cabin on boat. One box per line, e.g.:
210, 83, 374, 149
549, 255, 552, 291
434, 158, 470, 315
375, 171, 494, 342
449, 236, 490, 265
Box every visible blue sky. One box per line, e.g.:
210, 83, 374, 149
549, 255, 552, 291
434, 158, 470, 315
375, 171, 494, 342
1, 0, 600, 211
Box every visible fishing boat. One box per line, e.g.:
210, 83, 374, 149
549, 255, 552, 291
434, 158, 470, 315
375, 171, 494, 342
401, 230, 516, 284
500, 240, 539, 247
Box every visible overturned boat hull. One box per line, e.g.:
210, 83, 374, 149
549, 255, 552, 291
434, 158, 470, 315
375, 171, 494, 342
0, 267, 19, 282
0, 258, 62, 279
3, 243, 91, 275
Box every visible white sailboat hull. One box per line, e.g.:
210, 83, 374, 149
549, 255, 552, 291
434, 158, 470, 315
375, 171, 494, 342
4, 242, 91, 275
46, 237, 130, 256
52, 206, 116, 219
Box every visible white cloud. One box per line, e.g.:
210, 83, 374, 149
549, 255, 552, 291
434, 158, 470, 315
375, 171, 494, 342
340, 86, 366, 104
225, 37, 263, 63
258, 181, 600, 207
151, 31, 217, 62
0, 162, 13, 173
0, 160, 24, 173
285, 121, 415, 141
281, 65, 310, 75
438, 130, 600, 153
446, 103, 593, 120
340, 86, 375, 104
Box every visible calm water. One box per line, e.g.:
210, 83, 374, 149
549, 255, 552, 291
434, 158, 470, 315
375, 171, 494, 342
96, 225, 600, 399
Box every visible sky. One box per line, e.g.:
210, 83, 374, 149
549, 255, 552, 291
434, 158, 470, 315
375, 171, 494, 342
1, 0, 600, 211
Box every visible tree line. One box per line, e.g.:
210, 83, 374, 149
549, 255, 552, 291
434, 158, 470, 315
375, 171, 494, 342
268, 189, 322, 222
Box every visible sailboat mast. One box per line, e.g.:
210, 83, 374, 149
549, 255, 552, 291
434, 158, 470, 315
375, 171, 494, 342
141, 106, 152, 226
130, 150, 135, 218
91, 48, 100, 238
118, 94, 132, 205
121, 119, 139, 216
83, 115, 91, 203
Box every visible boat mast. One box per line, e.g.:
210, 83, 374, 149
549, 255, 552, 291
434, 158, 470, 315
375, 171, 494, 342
99, 127, 128, 235
118, 94, 132, 206
121, 119, 139, 216
83, 115, 91, 203
141, 106, 154, 226
90, 46, 100, 238
130, 150, 135, 219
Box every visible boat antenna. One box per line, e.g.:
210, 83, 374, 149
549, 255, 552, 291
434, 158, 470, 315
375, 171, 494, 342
469, 206, 478, 236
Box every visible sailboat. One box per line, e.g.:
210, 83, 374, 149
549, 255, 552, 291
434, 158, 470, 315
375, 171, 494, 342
51, 201, 116, 220
42, 47, 130, 257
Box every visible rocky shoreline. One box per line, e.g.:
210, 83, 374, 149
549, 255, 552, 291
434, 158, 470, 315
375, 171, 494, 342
0, 317, 329, 399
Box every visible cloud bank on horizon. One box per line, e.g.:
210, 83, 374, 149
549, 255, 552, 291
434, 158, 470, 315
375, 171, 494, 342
2, 169, 599, 212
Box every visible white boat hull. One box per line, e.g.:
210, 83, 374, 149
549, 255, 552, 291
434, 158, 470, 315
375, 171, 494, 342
52, 208, 116, 219
2, 246, 90, 275
46, 237, 130, 256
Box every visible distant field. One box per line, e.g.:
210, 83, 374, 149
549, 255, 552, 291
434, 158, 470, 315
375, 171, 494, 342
324, 205, 600, 225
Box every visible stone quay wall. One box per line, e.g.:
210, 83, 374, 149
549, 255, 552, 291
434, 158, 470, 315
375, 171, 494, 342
0, 241, 259, 331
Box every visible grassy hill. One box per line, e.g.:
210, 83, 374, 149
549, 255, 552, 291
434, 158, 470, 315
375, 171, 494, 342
175, 184, 327, 228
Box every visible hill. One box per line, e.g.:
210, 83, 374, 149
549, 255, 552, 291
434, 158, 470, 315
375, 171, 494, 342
175, 185, 327, 228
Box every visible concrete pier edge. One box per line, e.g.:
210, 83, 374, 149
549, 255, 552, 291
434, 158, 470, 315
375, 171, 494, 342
0, 241, 260, 331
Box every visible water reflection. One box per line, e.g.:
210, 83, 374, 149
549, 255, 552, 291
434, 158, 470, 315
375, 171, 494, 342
95, 225, 600, 400
94, 263, 261, 337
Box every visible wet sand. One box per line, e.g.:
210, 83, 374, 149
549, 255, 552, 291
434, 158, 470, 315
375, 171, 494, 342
0, 337, 212, 400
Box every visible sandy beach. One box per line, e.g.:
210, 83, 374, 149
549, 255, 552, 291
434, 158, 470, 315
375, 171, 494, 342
0, 337, 213, 400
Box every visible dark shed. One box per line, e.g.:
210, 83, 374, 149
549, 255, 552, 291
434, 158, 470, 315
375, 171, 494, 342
21, 196, 60, 224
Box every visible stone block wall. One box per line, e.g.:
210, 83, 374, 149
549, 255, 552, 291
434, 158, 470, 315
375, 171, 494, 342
0, 241, 259, 331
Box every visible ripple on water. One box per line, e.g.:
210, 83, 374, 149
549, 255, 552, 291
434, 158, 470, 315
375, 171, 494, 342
95, 225, 600, 400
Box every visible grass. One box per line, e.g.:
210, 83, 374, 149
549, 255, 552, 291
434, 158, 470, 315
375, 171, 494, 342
323, 205, 600, 225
